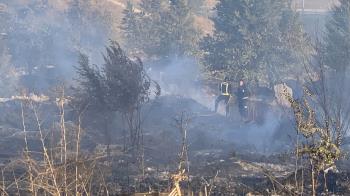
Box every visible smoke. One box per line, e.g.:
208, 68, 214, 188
145, 56, 293, 155
1, 1, 112, 93
147, 56, 215, 110
188, 108, 292, 155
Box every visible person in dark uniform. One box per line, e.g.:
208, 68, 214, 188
236, 79, 249, 121
215, 77, 232, 117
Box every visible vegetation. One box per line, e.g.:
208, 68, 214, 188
121, 0, 199, 62
200, 0, 310, 87
324, 0, 350, 75
0, 0, 349, 195
0, 97, 98, 195
75, 41, 160, 156
0, 0, 113, 92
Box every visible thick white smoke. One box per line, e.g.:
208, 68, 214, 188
148, 56, 215, 110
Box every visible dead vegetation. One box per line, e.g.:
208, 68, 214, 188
0, 52, 348, 195
1, 1, 350, 196
281, 40, 350, 195
0, 94, 97, 195
0, 86, 348, 195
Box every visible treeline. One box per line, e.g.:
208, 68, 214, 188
0, 1, 349, 194
73, 0, 350, 165
121, 0, 350, 87
1, 0, 349, 92
121, 0, 310, 86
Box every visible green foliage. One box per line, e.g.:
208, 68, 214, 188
287, 88, 341, 172
324, 0, 350, 74
121, 0, 199, 61
121, 2, 141, 53
200, 0, 309, 86
75, 54, 106, 110
75, 41, 158, 113
75, 41, 160, 151
102, 42, 156, 112
168, 0, 199, 55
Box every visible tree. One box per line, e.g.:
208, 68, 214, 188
167, 0, 200, 56
75, 41, 160, 156
121, 0, 163, 58
324, 0, 350, 75
121, 0, 199, 62
200, 0, 309, 87
287, 42, 350, 195
120, 2, 144, 56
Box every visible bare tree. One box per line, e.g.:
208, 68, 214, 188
287, 40, 350, 195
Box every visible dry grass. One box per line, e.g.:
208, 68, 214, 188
0, 91, 105, 195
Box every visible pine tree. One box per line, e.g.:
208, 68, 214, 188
121, 2, 141, 53
200, 0, 308, 87
168, 0, 199, 56
324, 0, 350, 75
75, 41, 160, 153
121, 0, 199, 61
121, 0, 165, 58
138, 0, 167, 58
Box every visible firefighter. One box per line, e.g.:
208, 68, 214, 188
236, 79, 249, 121
214, 77, 232, 117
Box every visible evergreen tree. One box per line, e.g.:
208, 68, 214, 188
137, 0, 166, 58
121, 2, 142, 53
121, 0, 199, 61
200, 0, 308, 87
121, 0, 165, 58
75, 41, 160, 153
324, 0, 350, 74
168, 0, 199, 56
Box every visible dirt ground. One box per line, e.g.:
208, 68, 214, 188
0, 95, 349, 195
